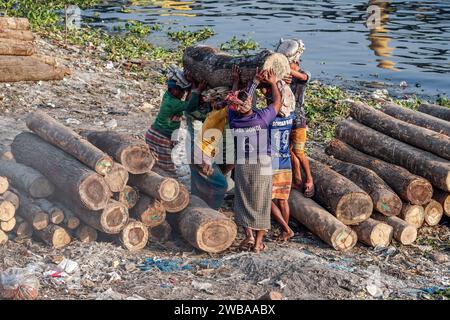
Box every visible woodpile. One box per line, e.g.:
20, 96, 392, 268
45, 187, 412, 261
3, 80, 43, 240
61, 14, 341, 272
299, 100, 450, 250
0, 17, 70, 82
2, 111, 236, 253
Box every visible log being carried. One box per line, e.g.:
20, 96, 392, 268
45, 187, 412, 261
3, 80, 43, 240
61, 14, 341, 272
336, 119, 450, 192
82, 131, 155, 174
26, 111, 114, 175
380, 103, 450, 137
326, 139, 433, 205
307, 157, 373, 225
183, 45, 291, 88
311, 151, 402, 216
173, 195, 237, 253
350, 102, 450, 160
0, 160, 54, 198
11, 132, 111, 211
289, 190, 357, 251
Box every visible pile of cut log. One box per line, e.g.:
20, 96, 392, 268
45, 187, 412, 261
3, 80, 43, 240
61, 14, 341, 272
289, 101, 450, 251
0, 17, 70, 82
1, 110, 237, 253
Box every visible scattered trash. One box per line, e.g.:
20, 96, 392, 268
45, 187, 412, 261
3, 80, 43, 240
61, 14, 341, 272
195, 259, 222, 269
94, 120, 105, 126
275, 280, 286, 290
366, 284, 383, 298
108, 272, 121, 282
138, 258, 193, 272
192, 280, 213, 292
57, 258, 79, 274
371, 89, 390, 101
95, 288, 124, 300
138, 102, 154, 113
66, 118, 81, 125
257, 278, 271, 285
105, 119, 118, 130
125, 262, 136, 272
0, 267, 40, 300
105, 61, 114, 70
112, 260, 120, 269
430, 252, 449, 264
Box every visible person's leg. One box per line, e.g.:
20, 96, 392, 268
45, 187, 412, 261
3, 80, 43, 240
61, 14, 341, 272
271, 200, 294, 241
278, 199, 294, 241
254, 230, 267, 253
239, 227, 255, 251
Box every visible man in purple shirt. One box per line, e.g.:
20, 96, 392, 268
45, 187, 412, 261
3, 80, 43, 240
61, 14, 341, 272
229, 69, 282, 253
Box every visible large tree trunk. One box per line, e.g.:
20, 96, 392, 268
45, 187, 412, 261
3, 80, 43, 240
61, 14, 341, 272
0, 17, 30, 30
16, 193, 48, 230
351, 218, 393, 248
66, 199, 129, 234
311, 151, 401, 216
161, 184, 190, 213
34, 224, 71, 249
0, 160, 54, 198
372, 212, 417, 245
104, 163, 129, 192
326, 139, 433, 205
130, 171, 179, 202
75, 224, 98, 243
34, 199, 65, 225
433, 189, 450, 218
417, 103, 450, 122
183, 45, 291, 88
380, 103, 450, 137
130, 194, 166, 227
350, 101, 450, 160
288, 190, 357, 251
423, 200, 443, 226
173, 195, 237, 253
0, 56, 70, 82
150, 220, 172, 242
0, 176, 8, 194
117, 219, 149, 251
399, 203, 425, 228
336, 119, 450, 192
82, 131, 155, 174
12, 132, 111, 210
0, 38, 35, 56
26, 111, 114, 175
0, 29, 34, 41
114, 186, 139, 209
1, 217, 16, 232
307, 157, 373, 225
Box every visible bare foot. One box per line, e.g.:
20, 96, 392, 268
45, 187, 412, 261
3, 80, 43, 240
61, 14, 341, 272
239, 237, 255, 251
278, 229, 295, 242
253, 243, 267, 254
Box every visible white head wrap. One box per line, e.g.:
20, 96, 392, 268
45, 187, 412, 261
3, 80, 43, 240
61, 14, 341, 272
276, 38, 305, 64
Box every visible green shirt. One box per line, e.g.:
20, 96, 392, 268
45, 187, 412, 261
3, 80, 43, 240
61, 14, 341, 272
151, 91, 200, 138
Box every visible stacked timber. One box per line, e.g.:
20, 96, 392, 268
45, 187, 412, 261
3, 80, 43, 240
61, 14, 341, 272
0, 17, 70, 82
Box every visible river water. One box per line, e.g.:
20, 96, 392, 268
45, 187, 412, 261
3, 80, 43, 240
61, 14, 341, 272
82, 0, 450, 97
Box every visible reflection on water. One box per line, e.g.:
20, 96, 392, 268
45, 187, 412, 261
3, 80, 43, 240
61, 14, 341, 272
83, 0, 450, 96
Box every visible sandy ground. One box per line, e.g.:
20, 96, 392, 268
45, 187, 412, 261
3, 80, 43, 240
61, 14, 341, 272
0, 36, 449, 300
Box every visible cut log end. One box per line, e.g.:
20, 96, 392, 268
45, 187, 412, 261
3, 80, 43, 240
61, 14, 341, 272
95, 156, 114, 176
424, 200, 444, 226
399, 226, 418, 246
369, 223, 394, 247
14, 221, 33, 239
120, 220, 149, 251
51, 227, 72, 249
331, 228, 358, 251
406, 179, 433, 205
162, 185, 190, 213
374, 190, 402, 217
400, 204, 425, 229
433, 191, 450, 217
32, 212, 49, 231
159, 178, 180, 202
121, 145, 155, 174
105, 163, 129, 193
76, 225, 98, 243
139, 200, 166, 228
0, 200, 15, 222
335, 193, 373, 225
1, 217, 16, 232
79, 174, 111, 211
100, 201, 129, 234
196, 219, 237, 254
118, 186, 139, 209
28, 176, 55, 198
0, 176, 9, 194
50, 209, 65, 225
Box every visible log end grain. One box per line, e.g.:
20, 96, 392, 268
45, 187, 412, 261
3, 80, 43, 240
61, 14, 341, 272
1, 217, 16, 232
79, 174, 111, 211
118, 186, 139, 209
76, 225, 98, 243
0, 176, 9, 194
95, 156, 115, 176
139, 199, 166, 228
399, 225, 418, 245
2, 190, 19, 209
29, 176, 55, 198
195, 218, 237, 254
424, 200, 444, 226
50, 226, 71, 249
374, 190, 402, 217
331, 228, 358, 251
100, 201, 129, 234
406, 179, 433, 205
121, 145, 155, 174
50, 209, 65, 225
162, 184, 190, 213
32, 211, 49, 231
369, 223, 393, 247
104, 163, 129, 192
335, 192, 373, 225
66, 216, 81, 230
120, 220, 149, 251
0, 200, 15, 222
401, 204, 425, 229
14, 221, 33, 239
159, 177, 180, 202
